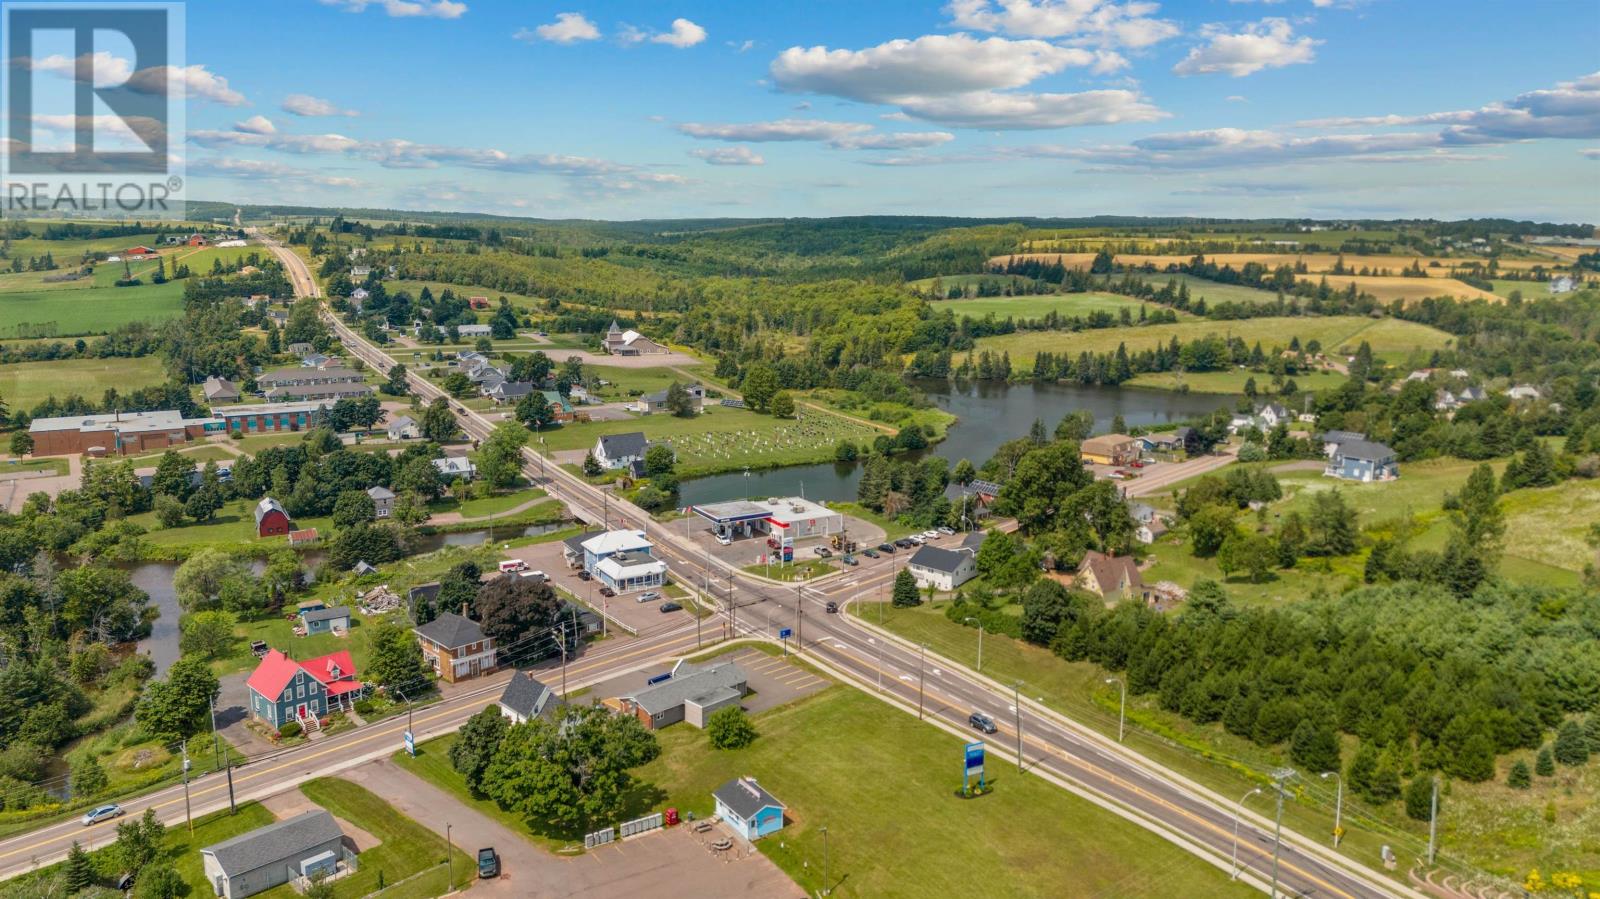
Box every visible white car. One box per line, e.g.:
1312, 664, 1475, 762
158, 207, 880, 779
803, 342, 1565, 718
922, 530, 940, 540
906, 535, 924, 545
937, 526, 955, 536
636, 591, 662, 603
715, 533, 732, 546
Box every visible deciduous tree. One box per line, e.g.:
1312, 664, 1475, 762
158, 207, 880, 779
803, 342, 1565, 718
481, 705, 660, 833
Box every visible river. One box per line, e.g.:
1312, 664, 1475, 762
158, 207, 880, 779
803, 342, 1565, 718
678, 380, 1233, 507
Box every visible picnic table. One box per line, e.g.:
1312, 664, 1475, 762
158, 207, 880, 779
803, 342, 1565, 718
711, 838, 733, 852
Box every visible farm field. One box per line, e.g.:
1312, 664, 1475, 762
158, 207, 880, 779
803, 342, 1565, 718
0, 355, 168, 409
0, 281, 185, 338
924, 292, 1154, 321
972, 315, 1452, 367
992, 250, 1545, 277
1123, 272, 1283, 306
1020, 229, 1407, 251
1124, 368, 1345, 394
386, 278, 547, 309
1307, 274, 1501, 304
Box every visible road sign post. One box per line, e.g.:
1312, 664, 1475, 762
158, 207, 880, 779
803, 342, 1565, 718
778, 626, 792, 657
404, 730, 415, 757
962, 741, 986, 796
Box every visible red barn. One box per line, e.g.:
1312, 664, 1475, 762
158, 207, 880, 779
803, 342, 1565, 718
186, 234, 207, 247
254, 497, 293, 538
124, 246, 158, 257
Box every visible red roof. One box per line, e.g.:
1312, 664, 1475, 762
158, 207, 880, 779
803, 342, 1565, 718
301, 650, 357, 685
245, 649, 359, 702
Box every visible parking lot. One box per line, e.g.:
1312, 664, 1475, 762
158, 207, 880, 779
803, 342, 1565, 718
503, 537, 697, 637
589, 645, 829, 716
684, 513, 887, 573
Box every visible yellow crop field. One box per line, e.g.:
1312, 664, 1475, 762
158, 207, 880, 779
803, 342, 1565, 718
990, 251, 1549, 278
1312, 274, 1501, 303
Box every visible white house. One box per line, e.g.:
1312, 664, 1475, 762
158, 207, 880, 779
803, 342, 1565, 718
386, 416, 419, 440
1257, 402, 1290, 429
498, 672, 562, 725
1506, 385, 1542, 402
432, 456, 477, 480
580, 530, 666, 593
458, 323, 493, 339
906, 545, 977, 592
1550, 275, 1576, 294
593, 431, 649, 470
1135, 519, 1169, 545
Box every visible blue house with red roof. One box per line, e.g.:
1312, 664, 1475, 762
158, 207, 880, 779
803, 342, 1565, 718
246, 649, 363, 730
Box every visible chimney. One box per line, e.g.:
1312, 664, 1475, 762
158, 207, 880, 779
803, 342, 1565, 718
461, 602, 469, 618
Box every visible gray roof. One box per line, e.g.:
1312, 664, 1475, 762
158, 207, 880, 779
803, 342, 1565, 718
366, 486, 395, 500
908, 545, 969, 575
408, 582, 441, 602
598, 431, 648, 459
713, 777, 785, 820
254, 497, 288, 526
301, 606, 350, 624
499, 672, 561, 720
1335, 439, 1395, 462
1129, 502, 1158, 523
414, 611, 484, 649
960, 530, 987, 551
563, 533, 592, 555
626, 661, 746, 716
388, 415, 416, 430
1320, 430, 1366, 444
202, 810, 342, 878
490, 381, 535, 398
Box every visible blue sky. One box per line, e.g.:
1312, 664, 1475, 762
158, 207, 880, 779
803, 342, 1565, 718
163, 0, 1600, 220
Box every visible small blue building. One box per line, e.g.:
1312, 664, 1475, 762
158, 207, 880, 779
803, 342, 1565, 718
1325, 439, 1399, 482
713, 777, 786, 842
300, 605, 351, 636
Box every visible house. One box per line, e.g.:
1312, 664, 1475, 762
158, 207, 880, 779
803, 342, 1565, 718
1076, 551, 1148, 602
299, 605, 351, 636
1549, 275, 1576, 294
299, 352, 331, 368
1080, 433, 1139, 466
266, 310, 290, 327
386, 416, 419, 440
602, 320, 667, 356
1135, 519, 1169, 545
1325, 439, 1399, 482
906, 545, 978, 592
350, 266, 371, 280
286, 342, 313, 356
1457, 385, 1487, 403
468, 296, 490, 309
618, 659, 747, 729
634, 384, 705, 415
1258, 403, 1291, 429
348, 288, 370, 309
457, 323, 493, 339
432, 456, 476, 481
943, 482, 995, 524
1138, 433, 1178, 453
414, 611, 497, 682
200, 810, 346, 899
498, 672, 563, 725
594, 431, 649, 470
366, 486, 394, 518
1506, 384, 1542, 402
486, 380, 535, 405
203, 376, 241, 403
539, 391, 575, 422
1406, 368, 1437, 383
245, 649, 362, 728
713, 777, 786, 842
1318, 430, 1367, 460
1174, 426, 1201, 455
254, 498, 293, 538
581, 530, 666, 593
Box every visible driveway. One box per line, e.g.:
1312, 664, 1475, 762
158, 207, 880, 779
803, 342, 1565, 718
215, 671, 279, 757
341, 759, 798, 898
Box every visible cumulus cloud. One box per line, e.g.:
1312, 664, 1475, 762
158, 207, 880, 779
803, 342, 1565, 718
190, 156, 363, 188
1172, 18, 1319, 77
234, 115, 277, 135
282, 94, 360, 117
653, 18, 707, 47
1582, 148, 1600, 159
517, 12, 600, 44
690, 146, 765, 165
676, 118, 955, 150
20, 51, 131, 87
23, 53, 246, 105
769, 33, 1161, 129
1299, 71, 1600, 143
945, 0, 1179, 49
320, 0, 467, 19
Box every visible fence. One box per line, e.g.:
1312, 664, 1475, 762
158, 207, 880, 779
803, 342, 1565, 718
619, 812, 662, 839
584, 826, 614, 849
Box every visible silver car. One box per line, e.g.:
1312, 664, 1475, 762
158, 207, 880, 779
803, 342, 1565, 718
81, 804, 124, 826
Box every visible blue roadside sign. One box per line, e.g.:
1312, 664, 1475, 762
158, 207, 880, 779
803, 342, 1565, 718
404, 730, 415, 757
779, 627, 793, 640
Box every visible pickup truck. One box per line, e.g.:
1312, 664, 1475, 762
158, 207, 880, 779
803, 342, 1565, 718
478, 847, 500, 879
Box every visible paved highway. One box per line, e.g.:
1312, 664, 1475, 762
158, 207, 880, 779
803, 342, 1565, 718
263, 238, 1419, 899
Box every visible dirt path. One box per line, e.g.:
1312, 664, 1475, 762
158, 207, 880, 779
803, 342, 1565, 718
427, 496, 549, 525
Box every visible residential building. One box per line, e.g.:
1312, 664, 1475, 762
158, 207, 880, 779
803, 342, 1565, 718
300, 352, 331, 368
906, 544, 978, 591
432, 456, 477, 481
539, 390, 575, 422
349, 288, 369, 307
498, 672, 563, 725
255, 367, 365, 390
1076, 551, 1148, 602
1135, 519, 1169, 545
300, 606, 350, 636
264, 382, 373, 403
214, 400, 330, 436
350, 266, 371, 280
28, 409, 223, 456
457, 323, 492, 339
1318, 430, 1367, 459
1506, 384, 1542, 402
634, 384, 705, 415
414, 611, 497, 682
1549, 275, 1576, 294
943, 482, 996, 524
203, 376, 241, 403
286, 342, 313, 356
1174, 426, 1201, 455
1258, 402, 1291, 429
245, 649, 362, 727
713, 778, 786, 842
691, 496, 845, 541
386, 416, 419, 440
580, 530, 667, 593
593, 431, 649, 470
254, 498, 293, 537
1325, 439, 1399, 482
486, 380, 534, 405
366, 486, 394, 518
200, 810, 346, 899
617, 659, 746, 729
602, 320, 667, 355
1080, 433, 1139, 466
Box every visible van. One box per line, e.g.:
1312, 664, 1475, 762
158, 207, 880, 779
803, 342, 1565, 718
498, 559, 528, 574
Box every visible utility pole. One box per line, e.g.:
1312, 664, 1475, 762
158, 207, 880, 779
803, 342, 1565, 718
180, 744, 193, 834
1321, 771, 1344, 848
794, 585, 802, 653
962, 617, 983, 672
1269, 768, 1294, 898
1105, 676, 1126, 742
917, 643, 926, 720
558, 622, 569, 697
1426, 774, 1439, 865
820, 825, 830, 897
208, 696, 222, 772
446, 824, 454, 892
1012, 682, 1023, 774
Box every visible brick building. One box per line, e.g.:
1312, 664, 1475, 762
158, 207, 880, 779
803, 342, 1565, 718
28, 410, 222, 456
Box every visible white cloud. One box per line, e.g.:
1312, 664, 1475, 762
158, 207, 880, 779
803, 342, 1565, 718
1226, 95, 1248, 103
21, 51, 131, 88
1300, 71, 1600, 143
690, 146, 765, 166
676, 118, 955, 150
320, 0, 467, 19
769, 33, 1162, 129
24, 53, 245, 105
234, 115, 276, 135
945, 1, 1179, 49
729, 39, 756, 53
1172, 18, 1319, 78
190, 156, 363, 188
1582, 148, 1600, 159
652, 18, 707, 48
282, 94, 360, 118
833, 131, 956, 150
518, 12, 600, 44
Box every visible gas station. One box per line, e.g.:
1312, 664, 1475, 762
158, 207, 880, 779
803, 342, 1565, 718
690, 497, 846, 559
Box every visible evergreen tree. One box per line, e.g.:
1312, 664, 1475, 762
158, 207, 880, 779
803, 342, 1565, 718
891, 569, 921, 607
1535, 746, 1555, 777
1289, 718, 1341, 774
64, 841, 92, 892
1403, 775, 1435, 822
1506, 759, 1531, 789
582, 451, 603, 477
1553, 719, 1589, 766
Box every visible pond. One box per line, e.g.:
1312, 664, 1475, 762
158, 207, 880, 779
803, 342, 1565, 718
677, 380, 1233, 507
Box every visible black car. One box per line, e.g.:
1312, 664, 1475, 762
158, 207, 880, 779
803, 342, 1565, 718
968, 712, 998, 734
660, 601, 683, 613
877, 542, 896, 554
477, 848, 499, 879
599, 586, 616, 597
825, 601, 839, 614
577, 570, 592, 581
862, 548, 879, 559
893, 538, 913, 549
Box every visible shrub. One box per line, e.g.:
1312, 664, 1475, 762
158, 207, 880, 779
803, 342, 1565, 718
1535, 747, 1555, 777
1506, 760, 1531, 789
353, 699, 374, 715
277, 722, 302, 739
1553, 720, 1589, 766
706, 706, 758, 750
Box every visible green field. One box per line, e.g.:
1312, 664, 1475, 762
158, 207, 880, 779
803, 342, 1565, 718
0, 281, 185, 338
0, 355, 168, 409
387, 278, 548, 310
1124, 272, 1284, 306
974, 315, 1452, 367
401, 686, 1255, 898
925, 292, 1156, 322
1125, 368, 1346, 395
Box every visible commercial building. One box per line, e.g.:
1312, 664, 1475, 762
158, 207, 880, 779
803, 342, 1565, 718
634, 384, 705, 415
255, 367, 365, 390
28, 409, 223, 456
691, 496, 844, 542
200, 810, 346, 899
617, 659, 747, 729
602, 320, 667, 355
264, 382, 373, 402
213, 400, 330, 436
713, 778, 786, 842
414, 611, 497, 682
580, 530, 666, 593
1080, 433, 1139, 466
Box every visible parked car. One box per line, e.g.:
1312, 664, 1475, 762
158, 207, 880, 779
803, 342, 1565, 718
892, 538, 912, 549
936, 526, 955, 536
477, 848, 500, 879
81, 804, 124, 826
715, 533, 732, 546
825, 601, 839, 614
906, 535, 924, 546
878, 542, 896, 553
577, 570, 592, 581
814, 547, 833, 557
659, 601, 683, 613
599, 586, 616, 597
1130, 460, 1146, 468
636, 591, 661, 603
840, 554, 858, 566
968, 712, 998, 734
922, 530, 940, 540
862, 548, 880, 558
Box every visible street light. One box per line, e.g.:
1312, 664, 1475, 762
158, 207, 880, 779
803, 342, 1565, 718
445, 823, 454, 892
963, 617, 984, 672
1231, 787, 1263, 881
1320, 770, 1343, 848
1104, 676, 1126, 743
820, 825, 830, 897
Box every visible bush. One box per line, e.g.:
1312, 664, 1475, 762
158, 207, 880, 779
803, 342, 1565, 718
1506, 760, 1531, 789
1553, 720, 1589, 766
277, 722, 302, 739
706, 706, 758, 750
353, 699, 374, 715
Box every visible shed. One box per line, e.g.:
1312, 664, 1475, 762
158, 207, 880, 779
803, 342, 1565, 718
713, 777, 786, 842
300, 605, 351, 636
200, 810, 344, 899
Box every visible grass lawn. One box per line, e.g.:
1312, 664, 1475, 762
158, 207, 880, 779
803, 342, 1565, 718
126, 497, 328, 553
1498, 478, 1600, 573
1124, 367, 1346, 395
1123, 272, 1284, 306
0, 456, 69, 475
427, 483, 547, 518
974, 315, 1452, 369
924, 292, 1155, 322
125, 444, 239, 466
585, 363, 708, 403
392, 733, 580, 854
827, 501, 919, 539
215, 608, 379, 676
740, 558, 836, 581
539, 405, 883, 478
0, 355, 168, 408
0, 280, 185, 338
387, 278, 547, 309
291, 777, 472, 899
